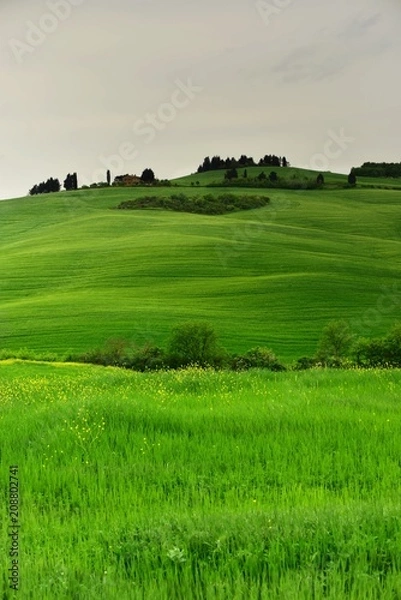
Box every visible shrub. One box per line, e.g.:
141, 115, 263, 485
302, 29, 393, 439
116, 193, 269, 215
317, 320, 354, 364
231, 347, 285, 371
78, 338, 132, 366
167, 321, 225, 368
76, 339, 166, 371
123, 343, 166, 371
353, 337, 388, 368
385, 322, 401, 366
354, 323, 401, 368
293, 356, 319, 370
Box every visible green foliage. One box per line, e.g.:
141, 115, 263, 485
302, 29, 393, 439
76, 338, 166, 371
354, 323, 401, 368
167, 321, 224, 367
293, 356, 319, 370
77, 338, 132, 366
224, 167, 238, 180
117, 192, 269, 215
317, 320, 354, 365
353, 161, 401, 178
231, 347, 285, 371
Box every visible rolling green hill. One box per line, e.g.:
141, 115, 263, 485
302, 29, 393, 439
174, 166, 401, 189
0, 175, 400, 362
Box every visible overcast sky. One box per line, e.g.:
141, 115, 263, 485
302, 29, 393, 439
0, 0, 400, 199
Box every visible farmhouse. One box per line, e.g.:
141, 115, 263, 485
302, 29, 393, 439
113, 174, 142, 186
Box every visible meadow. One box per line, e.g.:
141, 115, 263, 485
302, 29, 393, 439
1, 167, 401, 597
0, 170, 400, 362
1, 361, 401, 598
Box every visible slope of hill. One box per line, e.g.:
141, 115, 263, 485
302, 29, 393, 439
0, 180, 400, 362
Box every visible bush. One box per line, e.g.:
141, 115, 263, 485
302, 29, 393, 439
123, 343, 166, 371
167, 322, 225, 368
116, 193, 269, 215
317, 320, 354, 364
76, 338, 166, 371
78, 338, 132, 366
293, 356, 319, 370
353, 323, 401, 368
231, 347, 285, 371
385, 323, 401, 366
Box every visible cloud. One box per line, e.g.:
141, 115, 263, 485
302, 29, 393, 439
271, 9, 391, 84
0, 0, 400, 199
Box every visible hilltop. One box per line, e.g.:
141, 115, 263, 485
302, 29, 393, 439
174, 165, 401, 189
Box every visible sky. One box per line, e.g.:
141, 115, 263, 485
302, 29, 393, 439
0, 0, 400, 199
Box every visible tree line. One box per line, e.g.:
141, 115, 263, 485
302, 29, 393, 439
197, 154, 289, 173
29, 168, 159, 196
66, 319, 401, 372
29, 177, 61, 195
30, 172, 78, 196
352, 162, 401, 178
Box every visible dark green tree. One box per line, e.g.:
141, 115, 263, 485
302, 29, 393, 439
29, 177, 61, 195
141, 168, 155, 184
64, 173, 78, 191
348, 170, 357, 186
225, 167, 238, 180
107, 170, 111, 186
317, 173, 324, 186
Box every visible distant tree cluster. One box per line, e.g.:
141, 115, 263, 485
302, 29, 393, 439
64, 172, 78, 191
352, 162, 401, 178
197, 154, 289, 173
214, 170, 322, 190
29, 177, 61, 195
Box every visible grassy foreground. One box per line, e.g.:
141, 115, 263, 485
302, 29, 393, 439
1, 361, 401, 598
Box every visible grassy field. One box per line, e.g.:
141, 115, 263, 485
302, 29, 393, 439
1, 361, 401, 598
0, 175, 400, 362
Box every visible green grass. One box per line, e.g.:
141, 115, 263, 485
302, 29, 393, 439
0, 176, 401, 361
1, 362, 401, 598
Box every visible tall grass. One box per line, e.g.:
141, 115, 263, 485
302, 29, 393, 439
1, 362, 401, 598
